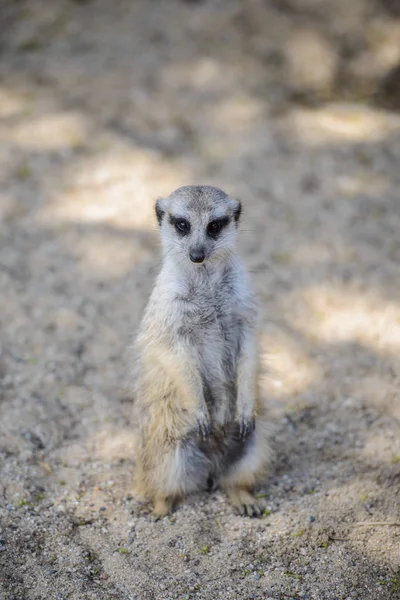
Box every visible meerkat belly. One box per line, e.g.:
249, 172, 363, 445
199, 310, 241, 422
175, 278, 241, 421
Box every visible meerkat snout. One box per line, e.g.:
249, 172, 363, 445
155, 185, 242, 265
189, 247, 205, 263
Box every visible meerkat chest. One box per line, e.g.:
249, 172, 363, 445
176, 287, 235, 338
176, 269, 241, 354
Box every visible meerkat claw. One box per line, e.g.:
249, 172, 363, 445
227, 488, 263, 518
196, 417, 211, 440
239, 417, 255, 440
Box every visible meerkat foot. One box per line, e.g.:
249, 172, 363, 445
153, 496, 174, 520
226, 487, 262, 518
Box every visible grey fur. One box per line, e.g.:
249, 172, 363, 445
131, 185, 271, 517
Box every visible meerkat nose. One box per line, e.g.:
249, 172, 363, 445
189, 248, 205, 263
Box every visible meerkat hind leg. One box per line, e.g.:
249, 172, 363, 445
220, 427, 269, 518
151, 439, 210, 519
153, 495, 176, 520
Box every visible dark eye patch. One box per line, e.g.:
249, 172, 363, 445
169, 215, 190, 235
207, 217, 230, 238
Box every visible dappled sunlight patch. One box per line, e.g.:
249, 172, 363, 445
50, 387, 135, 466
355, 377, 400, 421
361, 432, 400, 465
0, 85, 34, 119
283, 103, 400, 145
160, 56, 237, 91
73, 231, 153, 280
357, 19, 400, 76
335, 172, 390, 199
0, 110, 90, 150
86, 427, 137, 463
38, 143, 188, 230
287, 242, 360, 265
259, 329, 322, 402
0, 191, 27, 222
304, 478, 400, 567
285, 28, 338, 94
293, 285, 400, 353
209, 94, 264, 133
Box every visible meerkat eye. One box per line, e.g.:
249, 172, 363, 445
209, 221, 222, 233
174, 219, 190, 234
207, 217, 229, 238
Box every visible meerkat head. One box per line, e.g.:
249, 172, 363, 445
155, 185, 241, 265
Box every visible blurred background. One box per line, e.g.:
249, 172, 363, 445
0, 1, 400, 599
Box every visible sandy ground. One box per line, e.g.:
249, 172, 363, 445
1, 1, 400, 599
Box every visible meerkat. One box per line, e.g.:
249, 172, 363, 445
131, 185, 271, 518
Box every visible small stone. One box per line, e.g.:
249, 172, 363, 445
309, 516, 316, 522
254, 572, 261, 580
99, 507, 106, 512
6, 505, 14, 511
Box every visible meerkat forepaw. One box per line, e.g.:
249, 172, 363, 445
196, 415, 211, 440
238, 416, 255, 440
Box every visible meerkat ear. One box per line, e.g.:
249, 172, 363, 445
155, 198, 166, 226
233, 199, 242, 225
